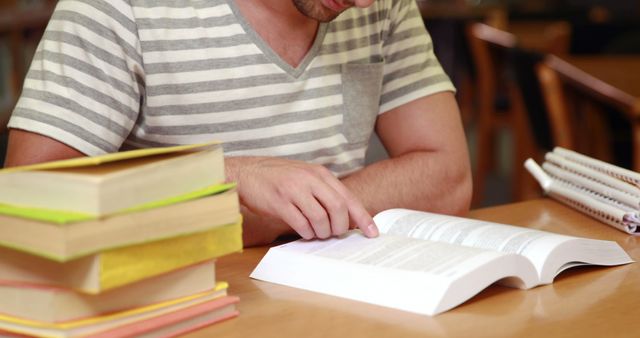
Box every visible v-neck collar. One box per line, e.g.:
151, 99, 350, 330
226, 0, 328, 79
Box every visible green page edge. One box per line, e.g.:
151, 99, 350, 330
0, 182, 236, 224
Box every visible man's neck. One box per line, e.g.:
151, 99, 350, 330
234, 0, 321, 68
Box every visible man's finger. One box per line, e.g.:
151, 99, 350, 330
320, 173, 378, 238
312, 184, 349, 236
294, 194, 332, 239
280, 203, 316, 240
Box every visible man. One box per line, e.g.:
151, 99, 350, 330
4, 0, 472, 246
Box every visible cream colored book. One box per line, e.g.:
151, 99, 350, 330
0, 261, 218, 323
0, 188, 239, 261
251, 209, 632, 316
0, 220, 242, 294
0, 141, 224, 216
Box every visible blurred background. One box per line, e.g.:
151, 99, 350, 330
1, 0, 639, 209
0, 0, 55, 166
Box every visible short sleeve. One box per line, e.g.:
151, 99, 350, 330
378, 0, 455, 114
7, 0, 144, 155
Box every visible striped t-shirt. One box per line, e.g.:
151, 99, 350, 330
9, 0, 454, 176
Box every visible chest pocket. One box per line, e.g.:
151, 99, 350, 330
341, 61, 385, 146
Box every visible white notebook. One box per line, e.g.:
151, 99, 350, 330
525, 147, 640, 235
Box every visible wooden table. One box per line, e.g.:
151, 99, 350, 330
186, 199, 639, 338
545, 55, 640, 170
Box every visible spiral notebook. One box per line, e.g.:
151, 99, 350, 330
525, 147, 640, 235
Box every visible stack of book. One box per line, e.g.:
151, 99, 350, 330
526, 147, 640, 235
0, 141, 242, 337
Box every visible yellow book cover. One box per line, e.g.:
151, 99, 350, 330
0, 220, 242, 294
0, 141, 221, 173
100, 219, 242, 291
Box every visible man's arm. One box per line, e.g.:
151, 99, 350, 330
4, 129, 85, 167
239, 91, 471, 246
5, 91, 469, 245
225, 155, 378, 246
343, 91, 472, 216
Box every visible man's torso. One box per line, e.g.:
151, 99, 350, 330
130, 0, 390, 176
9, 0, 452, 176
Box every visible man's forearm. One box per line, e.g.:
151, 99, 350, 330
341, 150, 472, 216
225, 155, 378, 246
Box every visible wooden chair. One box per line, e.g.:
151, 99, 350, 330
507, 20, 572, 56
466, 22, 538, 206
536, 55, 636, 169
466, 19, 573, 206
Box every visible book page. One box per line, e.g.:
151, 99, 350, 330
374, 209, 574, 279
285, 232, 506, 277
251, 232, 538, 315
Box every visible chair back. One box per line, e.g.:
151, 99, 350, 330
467, 21, 575, 204
467, 22, 546, 205
467, 22, 517, 112
536, 55, 633, 168
509, 48, 553, 152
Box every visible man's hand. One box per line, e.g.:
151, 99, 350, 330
226, 157, 379, 242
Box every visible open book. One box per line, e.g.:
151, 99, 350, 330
250, 209, 632, 316
525, 147, 640, 235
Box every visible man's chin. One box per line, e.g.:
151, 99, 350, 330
302, 9, 342, 22
315, 13, 341, 22
293, 0, 344, 22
